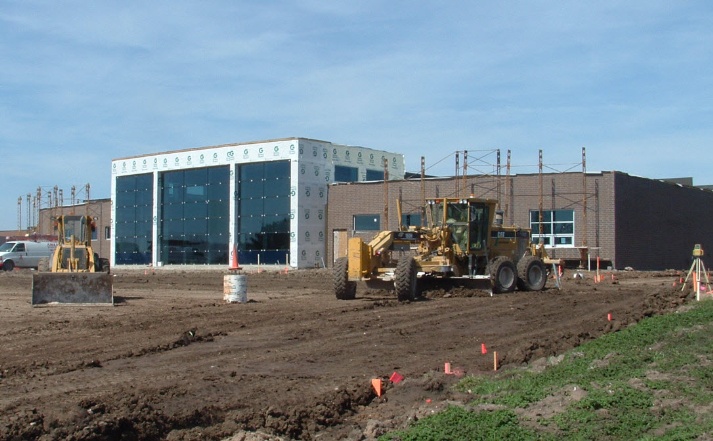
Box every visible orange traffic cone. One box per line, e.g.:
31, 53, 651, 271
229, 244, 242, 271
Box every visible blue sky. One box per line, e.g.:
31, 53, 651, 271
1, 1, 711, 230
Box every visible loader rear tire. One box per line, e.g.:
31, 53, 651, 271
96, 257, 111, 273
490, 256, 517, 294
334, 257, 356, 300
395, 257, 418, 301
517, 256, 547, 291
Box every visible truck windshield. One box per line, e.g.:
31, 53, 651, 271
0, 242, 16, 252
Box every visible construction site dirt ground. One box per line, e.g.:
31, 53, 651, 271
0, 266, 699, 440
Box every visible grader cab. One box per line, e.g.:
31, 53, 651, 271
31, 215, 113, 306
333, 197, 554, 300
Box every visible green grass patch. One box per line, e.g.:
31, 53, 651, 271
382, 407, 541, 441
380, 300, 713, 441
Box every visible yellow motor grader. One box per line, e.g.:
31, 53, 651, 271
333, 197, 558, 300
31, 215, 113, 306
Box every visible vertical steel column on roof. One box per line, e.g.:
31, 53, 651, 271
462, 150, 468, 198
420, 156, 426, 227
496, 150, 501, 210
382, 157, 389, 231
538, 150, 544, 245
455, 151, 460, 197
582, 147, 588, 247
505, 150, 512, 224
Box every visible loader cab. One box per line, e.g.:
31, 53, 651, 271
51, 215, 99, 272
56, 215, 93, 244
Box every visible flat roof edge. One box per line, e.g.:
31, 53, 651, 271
112, 137, 400, 162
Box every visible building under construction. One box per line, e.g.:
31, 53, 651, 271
327, 149, 713, 271
8, 145, 712, 272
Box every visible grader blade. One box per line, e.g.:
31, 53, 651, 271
457, 276, 494, 296
32, 273, 114, 306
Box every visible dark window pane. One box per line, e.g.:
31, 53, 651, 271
240, 163, 264, 181
554, 210, 573, 222
184, 217, 207, 235
265, 161, 290, 180
240, 199, 263, 216
264, 177, 290, 198
116, 176, 135, 193
264, 196, 289, 215
185, 168, 208, 201
265, 214, 290, 233
401, 213, 421, 227
354, 214, 380, 230
240, 179, 263, 198
335, 165, 359, 182
208, 166, 229, 184
365, 169, 384, 181
184, 200, 207, 219
554, 223, 573, 234
239, 215, 263, 234
162, 203, 183, 221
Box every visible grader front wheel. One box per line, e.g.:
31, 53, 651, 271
395, 257, 418, 301
333, 257, 356, 300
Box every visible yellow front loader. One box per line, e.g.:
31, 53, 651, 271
333, 197, 557, 300
32, 215, 113, 306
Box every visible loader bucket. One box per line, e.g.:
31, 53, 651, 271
32, 273, 114, 306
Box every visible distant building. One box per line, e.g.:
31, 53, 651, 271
0, 230, 34, 246
33, 199, 112, 260
111, 138, 404, 269
327, 171, 713, 271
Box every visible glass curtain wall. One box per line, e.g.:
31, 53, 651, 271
159, 166, 229, 265
115, 174, 153, 264
237, 160, 290, 264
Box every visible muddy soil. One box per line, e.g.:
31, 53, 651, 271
0, 267, 696, 440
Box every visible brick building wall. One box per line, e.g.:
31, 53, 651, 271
326, 172, 617, 267
326, 171, 713, 271
614, 173, 713, 270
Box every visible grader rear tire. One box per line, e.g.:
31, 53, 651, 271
333, 257, 356, 300
395, 257, 418, 301
517, 256, 547, 291
490, 256, 517, 294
